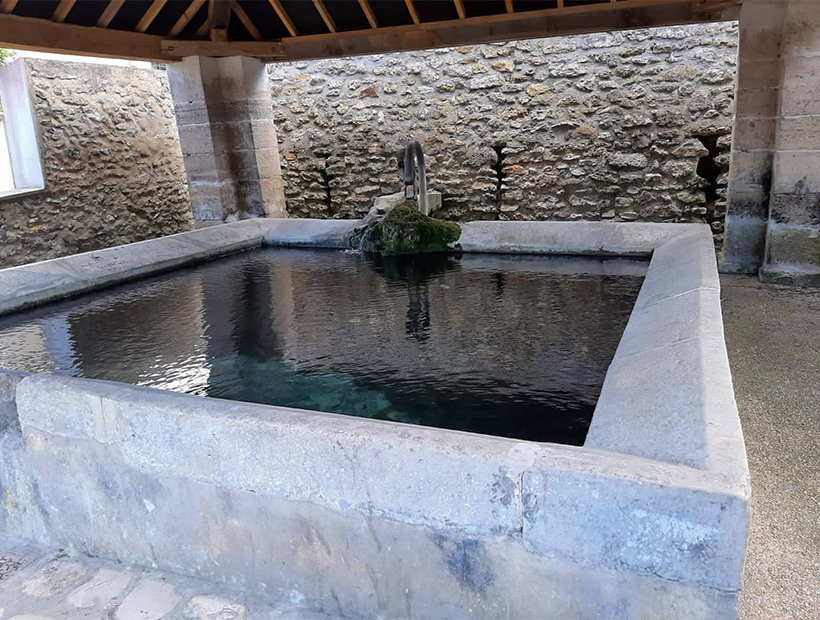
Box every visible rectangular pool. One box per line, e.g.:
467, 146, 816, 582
0, 219, 749, 619
0, 248, 646, 444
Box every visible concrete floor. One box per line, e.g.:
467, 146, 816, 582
721, 274, 820, 619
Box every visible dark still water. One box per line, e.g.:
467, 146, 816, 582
0, 249, 646, 444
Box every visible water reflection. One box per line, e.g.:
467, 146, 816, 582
0, 249, 647, 445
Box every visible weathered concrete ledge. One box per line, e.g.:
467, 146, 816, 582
0, 219, 749, 617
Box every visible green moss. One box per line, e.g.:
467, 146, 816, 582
353, 202, 461, 256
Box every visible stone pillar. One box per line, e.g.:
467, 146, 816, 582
721, 0, 785, 274
167, 56, 286, 224
723, 0, 819, 284
761, 0, 820, 285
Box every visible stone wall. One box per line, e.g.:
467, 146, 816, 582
0, 59, 192, 268
268, 22, 738, 247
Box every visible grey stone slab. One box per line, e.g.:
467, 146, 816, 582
586, 229, 748, 493
258, 218, 362, 248
456, 222, 708, 256
457, 221, 607, 255
0, 221, 265, 317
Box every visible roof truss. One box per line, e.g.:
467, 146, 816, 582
0, 0, 742, 64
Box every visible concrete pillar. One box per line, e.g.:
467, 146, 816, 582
723, 0, 819, 284
167, 56, 286, 224
761, 0, 820, 285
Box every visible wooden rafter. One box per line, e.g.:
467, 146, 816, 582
135, 0, 167, 33
96, 0, 125, 28
454, 0, 466, 19
0, 1, 18, 14
558, 0, 565, 8
358, 0, 378, 29
505, 0, 514, 14
312, 0, 336, 33
268, 0, 297, 37
168, 0, 206, 37
233, 3, 261, 40
52, 0, 76, 23
404, 0, 419, 24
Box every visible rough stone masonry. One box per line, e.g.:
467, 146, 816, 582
0, 59, 192, 268
268, 22, 738, 249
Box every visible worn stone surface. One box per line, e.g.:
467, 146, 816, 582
268, 23, 738, 248
0, 59, 193, 269
0, 538, 304, 619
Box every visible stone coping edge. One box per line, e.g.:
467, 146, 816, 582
0, 218, 705, 316
12, 372, 748, 593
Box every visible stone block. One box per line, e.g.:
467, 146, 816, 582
765, 222, 820, 267
779, 54, 820, 116
734, 87, 780, 119
726, 151, 774, 187
735, 58, 782, 91
721, 214, 768, 273
777, 115, 820, 151
733, 117, 777, 152
772, 150, 820, 194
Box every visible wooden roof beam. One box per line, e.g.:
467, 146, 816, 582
358, 0, 378, 29
0, 12, 175, 62
1, 1, 18, 14
233, 3, 261, 40
52, 0, 76, 23
96, 0, 125, 28
404, 0, 419, 24
135, 0, 167, 33
168, 0, 206, 37
208, 0, 234, 41
313, 0, 336, 33
505, 0, 514, 14
454, 0, 466, 19
268, 0, 297, 37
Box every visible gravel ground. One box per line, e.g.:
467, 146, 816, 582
721, 274, 820, 619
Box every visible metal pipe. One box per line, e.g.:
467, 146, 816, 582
403, 140, 428, 215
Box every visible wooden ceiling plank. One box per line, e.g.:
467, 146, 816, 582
233, 3, 261, 40
505, 0, 514, 14
52, 0, 77, 23
454, 0, 466, 19
267, 0, 297, 37
96, 0, 125, 27
168, 0, 206, 37
1, 1, 18, 14
404, 0, 419, 24
0, 12, 174, 62
312, 0, 336, 33
135, 0, 167, 33
358, 0, 378, 29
